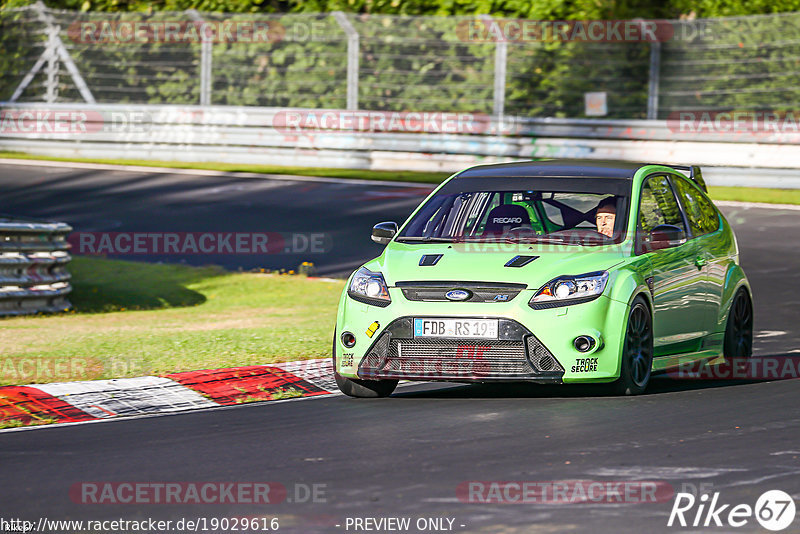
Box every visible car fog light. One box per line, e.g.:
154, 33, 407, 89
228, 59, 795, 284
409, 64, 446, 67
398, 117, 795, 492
574, 336, 596, 353
341, 332, 356, 348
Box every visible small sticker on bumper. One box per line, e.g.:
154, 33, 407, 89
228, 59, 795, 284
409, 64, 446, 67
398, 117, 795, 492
366, 321, 380, 338
571, 357, 598, 373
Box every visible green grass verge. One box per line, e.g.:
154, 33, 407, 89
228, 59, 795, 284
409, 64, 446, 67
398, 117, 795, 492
0, 418, 56, 429
0, 419, 26, 429
0, 256, 344, 386
707, 186, 800, 205
2, 151, 798, 205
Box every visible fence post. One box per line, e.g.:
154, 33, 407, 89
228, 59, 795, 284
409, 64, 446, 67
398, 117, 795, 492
187, 10, 213, 106
332, 11, 359, 110
33, 1, 95, 104
647, 41, 661, 120
12, 3, 95, 103
481, 15, 507, 119
44, 24, 59, 103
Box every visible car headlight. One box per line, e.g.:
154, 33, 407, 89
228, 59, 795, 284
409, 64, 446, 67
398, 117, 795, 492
529, 271, 609, 309
348, 267, 391, 307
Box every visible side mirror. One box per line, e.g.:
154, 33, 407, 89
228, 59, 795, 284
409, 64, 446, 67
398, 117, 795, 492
648, 224, 686, 251
371, 221, 398, 245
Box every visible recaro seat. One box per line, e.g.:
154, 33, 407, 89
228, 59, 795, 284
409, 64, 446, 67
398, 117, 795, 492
481, 204, 531, 236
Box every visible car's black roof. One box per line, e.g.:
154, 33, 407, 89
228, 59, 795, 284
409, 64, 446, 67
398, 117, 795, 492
455, 159, 653, 180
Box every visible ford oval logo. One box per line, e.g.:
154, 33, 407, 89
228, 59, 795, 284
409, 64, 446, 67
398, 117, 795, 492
445, 289, 471, 301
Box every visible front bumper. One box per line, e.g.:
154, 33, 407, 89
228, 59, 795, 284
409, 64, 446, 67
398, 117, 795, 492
358, 317, 564, 383
335, 287, 628, 384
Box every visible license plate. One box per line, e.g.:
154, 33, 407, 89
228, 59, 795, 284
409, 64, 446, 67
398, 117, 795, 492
413, 318, 498, 339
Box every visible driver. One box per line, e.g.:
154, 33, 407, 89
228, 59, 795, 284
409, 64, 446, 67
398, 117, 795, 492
595, 197, 616, 238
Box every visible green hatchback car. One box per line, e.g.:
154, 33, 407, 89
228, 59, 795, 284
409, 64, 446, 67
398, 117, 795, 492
333, 160, 753, 397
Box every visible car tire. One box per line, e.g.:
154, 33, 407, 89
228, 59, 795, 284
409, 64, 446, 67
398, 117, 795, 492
332, 331, 398, 398
612, 296, 653, 396
723, 288, 753, 360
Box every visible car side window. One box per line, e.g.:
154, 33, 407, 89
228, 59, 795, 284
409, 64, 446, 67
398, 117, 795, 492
638, 175, 686, 248
471, 193, 501, 235
462, 193, 490, 236
639, 175, 685, 233
672, 176, 720, 236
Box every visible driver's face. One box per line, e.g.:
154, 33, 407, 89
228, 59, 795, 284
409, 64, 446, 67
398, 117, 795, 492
596, 212, 616, 238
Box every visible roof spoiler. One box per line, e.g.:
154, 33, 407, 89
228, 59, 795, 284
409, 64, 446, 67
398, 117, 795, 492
666, 164, 708, 193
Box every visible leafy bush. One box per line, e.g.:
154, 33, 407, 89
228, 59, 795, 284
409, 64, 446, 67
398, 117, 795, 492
2, 1, 798, 119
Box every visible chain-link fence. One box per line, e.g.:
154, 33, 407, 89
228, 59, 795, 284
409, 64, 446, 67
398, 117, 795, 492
659, 15, 800, 116
2, 4, 800, 119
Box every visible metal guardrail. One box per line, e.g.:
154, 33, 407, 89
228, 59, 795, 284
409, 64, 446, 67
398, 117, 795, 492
2, 102, 800, 187
0, 216, 72, 316
6, 102, 800, 144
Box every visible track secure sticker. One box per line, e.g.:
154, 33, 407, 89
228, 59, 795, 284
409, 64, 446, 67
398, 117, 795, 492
571, 358, 598, 373
342, 353, 354, 367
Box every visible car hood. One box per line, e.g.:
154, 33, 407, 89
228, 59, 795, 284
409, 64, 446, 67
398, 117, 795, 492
369, 242, 629, 289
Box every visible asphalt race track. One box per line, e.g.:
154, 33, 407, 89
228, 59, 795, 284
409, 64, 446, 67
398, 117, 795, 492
0, 162, 435, 277
1, 162, 799, 533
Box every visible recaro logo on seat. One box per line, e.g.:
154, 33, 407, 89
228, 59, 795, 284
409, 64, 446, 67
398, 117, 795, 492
492, 217, 523, 224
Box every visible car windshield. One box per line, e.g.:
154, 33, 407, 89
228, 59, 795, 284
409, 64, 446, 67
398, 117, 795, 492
397, 186, 630, 246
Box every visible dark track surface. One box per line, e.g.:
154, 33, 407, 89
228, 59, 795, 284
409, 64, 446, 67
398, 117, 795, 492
1, 163, 799, 533
0, 163, 434, 276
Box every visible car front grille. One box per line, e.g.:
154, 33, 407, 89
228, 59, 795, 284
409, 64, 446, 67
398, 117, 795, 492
397, 281, 526, 303
358, 317, 563, 382
386, 338, 532, 377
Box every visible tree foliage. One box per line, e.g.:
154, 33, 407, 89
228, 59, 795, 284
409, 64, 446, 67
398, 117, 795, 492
2, 0, 798, 118
3, 0, 798, 17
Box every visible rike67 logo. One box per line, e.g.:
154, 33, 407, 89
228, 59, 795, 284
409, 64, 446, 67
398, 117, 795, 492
668, 490, 796, 531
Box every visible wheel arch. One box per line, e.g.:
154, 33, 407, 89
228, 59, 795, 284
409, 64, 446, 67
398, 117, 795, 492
610, 287, 655, 396
631, 290, 653, 316
606, 267, 654, 378
607, 266, 654, 318
718, 263, 752, 332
